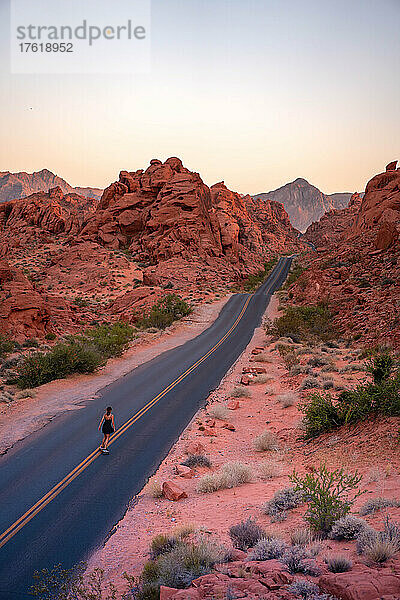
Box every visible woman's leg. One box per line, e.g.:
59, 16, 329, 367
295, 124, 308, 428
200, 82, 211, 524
104, 434, 110, 449
101, 434, 106, 448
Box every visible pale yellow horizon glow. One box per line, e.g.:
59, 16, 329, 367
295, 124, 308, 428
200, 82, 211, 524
0, 0, 399, 197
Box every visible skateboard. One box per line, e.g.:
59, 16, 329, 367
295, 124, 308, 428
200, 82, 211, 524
100, 448, 109, 454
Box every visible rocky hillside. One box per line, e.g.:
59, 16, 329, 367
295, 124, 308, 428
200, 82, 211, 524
0, 168, 102, 204
0, 157, 305, 341
254, 178, 353, 232
290, 161, 400, 348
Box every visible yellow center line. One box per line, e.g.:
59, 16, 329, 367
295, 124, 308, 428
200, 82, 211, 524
0, 260, 286, 549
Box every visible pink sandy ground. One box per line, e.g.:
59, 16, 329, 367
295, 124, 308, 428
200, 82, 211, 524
87, 295, 400, 589
0, 296, 232, 455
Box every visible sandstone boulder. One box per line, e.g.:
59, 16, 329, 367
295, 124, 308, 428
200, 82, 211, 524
162, 481, 188, 501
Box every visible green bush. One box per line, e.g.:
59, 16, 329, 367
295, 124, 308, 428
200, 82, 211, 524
299, 393, 344, 438
299, 351, 400, 438
270, 304, 334, 342
136, 535, 227, 595
16, 322, 135, 388
290, 465, 363, 535
366, 352, 394, 384
0, 335, 14, 359
137, 294, 192, 329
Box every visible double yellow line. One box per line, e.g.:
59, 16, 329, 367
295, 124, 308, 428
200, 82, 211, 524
0, 259, 287, 550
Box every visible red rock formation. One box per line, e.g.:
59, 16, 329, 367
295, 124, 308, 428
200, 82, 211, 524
0, 260, 51, 341
291, 163, 400, 348
0, 187, 97, 246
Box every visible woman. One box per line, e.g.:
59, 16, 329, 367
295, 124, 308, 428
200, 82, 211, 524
98, 406, 115, 452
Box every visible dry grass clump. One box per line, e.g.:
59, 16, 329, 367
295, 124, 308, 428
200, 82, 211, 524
258, 458, 282, 480
15, 388, 37, 400
264, 385, 275, 396
360, 497, 400, 515
229, 518, 265, 551
197, 461, 253, 493
364, 538, 399, 564
253, 430, 279, 452
290, 527, 315, 547
253, 353, 273, 363
325, 554, 352, 573
146, 478, 163, 498
252, 373, 271, 385
277, 391, 297, 408
207, 403, 229, 420
230, 385, 251, 398
181, 454, 211, 468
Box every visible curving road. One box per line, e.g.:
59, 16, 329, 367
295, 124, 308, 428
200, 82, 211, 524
0, 256, 292, 599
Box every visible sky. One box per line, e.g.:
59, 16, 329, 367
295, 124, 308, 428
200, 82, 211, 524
0, 0, 399, 195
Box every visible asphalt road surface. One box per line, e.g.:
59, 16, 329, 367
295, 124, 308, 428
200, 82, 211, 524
0, 256, 292, 599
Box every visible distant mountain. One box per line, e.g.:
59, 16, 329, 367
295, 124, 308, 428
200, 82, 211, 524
253, 178, 353, 232
0, 169, 102, 204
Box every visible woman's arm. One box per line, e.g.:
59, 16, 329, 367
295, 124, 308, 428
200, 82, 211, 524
98, 415, 104, 431
111, 415, 115, 430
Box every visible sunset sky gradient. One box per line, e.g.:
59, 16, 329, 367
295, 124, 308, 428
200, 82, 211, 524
0, 0, 399, 195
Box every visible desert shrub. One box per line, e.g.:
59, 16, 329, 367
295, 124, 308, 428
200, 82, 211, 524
146, 479, 163, 498
300, 376, 321, 390
82, 321, 134, 358
208, 404, 229, 420
322, 380, 334, 390
299, 393, 344, 439
229, 518, 265, 550
270, 304, 335, 343
137, 294, 192, 329
16, 341, 104, 388
290, 366, 302, 376
358, 519, 400, 563
248, 537, 287, 560
181, 454, 211, 468
281, 546, 321, 576
364, 539, 399, 563
278, 345, 299, 370
30, 563, 120, 600
290, 527, 314, 547
324, 554, 352, 573
140, 535, 227, 591
287, 579, 319, 599
277, 392, 297, 407
21, 337, 40, 348
359, 497, 400, 516
253, 430, 279, 452
197, 461, 252, 493
365, 466, 386, 483
308, 355, 329, 368
15, 322, 135, 389
290, 465, 363, 535
0, 335, 14, 359
366, 352, 394, 384
330, 515, 368, 540
150, 534, 178, 559
230, 385, 251, 398
258, 458, 282, 479
262, 487, 303, 522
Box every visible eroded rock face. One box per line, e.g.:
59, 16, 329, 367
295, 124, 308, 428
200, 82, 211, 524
291, 163, 400, 348
0, 260, 51, 341
319, 566, 400, 600
80, 158, 301, 264
0, 187, 97, 245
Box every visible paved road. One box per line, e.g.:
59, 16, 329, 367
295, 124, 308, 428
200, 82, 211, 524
0, 256, 292, 599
